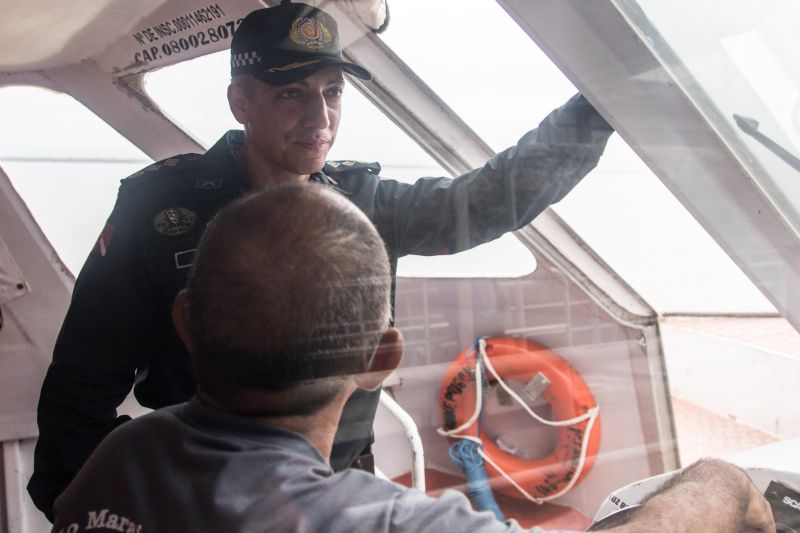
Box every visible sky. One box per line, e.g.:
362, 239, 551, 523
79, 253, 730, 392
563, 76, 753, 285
1, 0, 793, 314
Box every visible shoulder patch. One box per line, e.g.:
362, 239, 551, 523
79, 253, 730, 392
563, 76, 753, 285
91, 222, 117, 257
324, 160, 381, 174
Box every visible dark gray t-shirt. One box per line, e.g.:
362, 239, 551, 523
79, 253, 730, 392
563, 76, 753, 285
52, 399, 574, 533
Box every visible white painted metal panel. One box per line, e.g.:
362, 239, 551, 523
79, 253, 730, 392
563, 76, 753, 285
0, 0, 165, 72
42, 62, 203, 161
3, 439, 52, 533
0, 168, 72, 441
662, 324, 800, 438
0, 235, 27, 306
96, 0, 255, 76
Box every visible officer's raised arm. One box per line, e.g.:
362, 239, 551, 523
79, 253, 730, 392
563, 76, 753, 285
369, 93, 613, 257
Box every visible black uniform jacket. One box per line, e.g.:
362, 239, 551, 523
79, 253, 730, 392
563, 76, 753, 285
29, 93, 613, 520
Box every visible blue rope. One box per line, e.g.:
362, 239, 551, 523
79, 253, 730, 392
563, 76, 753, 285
449, 440, 505, 522
449, 338, 505, 522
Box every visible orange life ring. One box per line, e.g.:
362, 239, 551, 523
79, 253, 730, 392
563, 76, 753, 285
439, 337, 601, 500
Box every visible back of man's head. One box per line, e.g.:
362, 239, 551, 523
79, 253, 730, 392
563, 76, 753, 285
184, 183, 390, 415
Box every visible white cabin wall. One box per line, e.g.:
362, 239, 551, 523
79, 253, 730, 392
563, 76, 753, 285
0, 168, 72, 443
2, 439, 51, 533
377, 265, 667, 517
0, 167, 74, 532
43, 63, 204, 162
662, 323, 800, 439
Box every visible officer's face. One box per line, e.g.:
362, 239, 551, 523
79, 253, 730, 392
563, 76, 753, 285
233, 66, 343, 180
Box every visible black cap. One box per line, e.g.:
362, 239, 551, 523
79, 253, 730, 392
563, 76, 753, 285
231, 1, 372, 85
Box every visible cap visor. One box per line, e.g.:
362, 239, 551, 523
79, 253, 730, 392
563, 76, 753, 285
252, 58, 371, 85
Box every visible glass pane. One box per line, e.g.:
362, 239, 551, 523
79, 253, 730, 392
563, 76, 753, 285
379, 0, 577, 152
0, 86, 149, 274
378, 2, 792, 492
573, 0, 797, 471
144, 49, 536, 277
553, 136, 774, 313
379, 0, 774, 310
631, 0, 800, 237
144, 51, 239, 147
400, 233, 536, 278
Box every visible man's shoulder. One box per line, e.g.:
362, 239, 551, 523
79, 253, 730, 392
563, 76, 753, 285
116, 154, 203, 202
323, 161, 384, 200
102, 405, 184, 443
122, 153, 204, 187
114, 151, 238, 215
324, 160, 382, 177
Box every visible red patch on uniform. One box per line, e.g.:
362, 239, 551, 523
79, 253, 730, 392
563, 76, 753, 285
92, 223, 116, 257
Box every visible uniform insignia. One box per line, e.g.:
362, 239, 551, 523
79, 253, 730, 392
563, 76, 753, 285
194, 178, 223, 189
125, 156, 191, 180
127, 163, 161, 180
174, 249, 197, 270
92, 222, 116, 256
226, 131, 244, 156
268, 59, 321, 73
231, 51, 262, 67
154, 207, 196, 237
290, 17, 332, 49
324, 160, 381, 174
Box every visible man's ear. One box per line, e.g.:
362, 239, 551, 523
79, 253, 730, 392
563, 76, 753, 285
171, 289, 194, 353
227, 83, 249, 125
354, 328, 403, 392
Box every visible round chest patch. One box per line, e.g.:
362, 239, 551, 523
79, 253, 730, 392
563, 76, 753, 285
290, 17, 332, 49
154, 207, 196, 237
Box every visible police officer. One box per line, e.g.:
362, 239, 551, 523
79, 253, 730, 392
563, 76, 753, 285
29, 0, 614, 520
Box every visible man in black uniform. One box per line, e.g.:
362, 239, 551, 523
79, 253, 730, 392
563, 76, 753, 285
29, 0, 614, 521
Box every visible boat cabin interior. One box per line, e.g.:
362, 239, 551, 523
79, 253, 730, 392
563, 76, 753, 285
1, 0, 799, 531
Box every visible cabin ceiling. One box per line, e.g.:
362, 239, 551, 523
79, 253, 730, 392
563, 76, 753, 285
0, 0, 387, 75
0, 0, 166, 72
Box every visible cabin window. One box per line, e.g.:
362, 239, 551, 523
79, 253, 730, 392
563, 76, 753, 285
144, 51, 238, 146
0, 86, 150, 275
379, 0, 576, 153
632, 0, 800, 235
144, 50, 538, 278
378, 0, 774, 309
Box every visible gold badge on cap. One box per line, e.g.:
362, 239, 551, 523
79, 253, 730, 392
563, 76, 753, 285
290, 17, 332, 49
